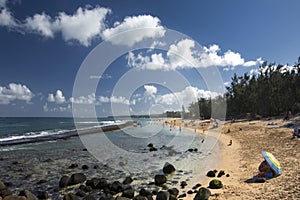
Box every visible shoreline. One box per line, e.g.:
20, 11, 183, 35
0, 121, 134, 147
161, 117, 300, 199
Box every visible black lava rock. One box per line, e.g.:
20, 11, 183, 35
96, 178, 108, 189
147, 143, 154, 148
154, 175, 167, 186
206, 170, 216, 177
194, 187, 211, 200
123, 176, 133, 185
36, 191, 49, 199
156, 191, 169, 200
76, 191, 86, 197
180, 181, 187, 188
110, 181, 124, 193
19, 190, 39, 200
82, 165, 89, 170
139, 188, 152, 197
217, 170, 225, 178
167, 188, 179, 197
59, 175, 70, 188
163, 162, 176, 174
83, 194, 96, 200
122, 188, 135, 199
208, 179, 223, 189
133, 195, 148, 200
68, 173, 87, 186
86, 178, 100, 189
64, 193, 79, 200
68, 163, 78, 169
192, 183, 202, 190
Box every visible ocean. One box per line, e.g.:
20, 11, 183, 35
0, 117, 220, 198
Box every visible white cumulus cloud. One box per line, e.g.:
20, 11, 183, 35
0, 8, 17, 27
144, 85, 157, 96
0, 83, 34, 104
99, 95, 130, 105
24, 13, 54, 37
128, 39, 262, 70
70, 93, 96, 105
156, 86, 220, 108
47, 90, 66, 104
1, 4, 111, 46
52, 6, 110, 46
102, 15, 165, 46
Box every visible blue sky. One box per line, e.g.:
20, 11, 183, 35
0, 0, 300, 117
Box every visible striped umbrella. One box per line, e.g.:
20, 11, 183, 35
262, 151, 282, 175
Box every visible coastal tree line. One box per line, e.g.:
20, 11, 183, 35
184, 59, 300, 119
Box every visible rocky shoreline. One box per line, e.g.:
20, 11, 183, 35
0, 137, 224, 200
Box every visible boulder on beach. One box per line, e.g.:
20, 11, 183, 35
180, 181, 187, 188
68, 163, 78, 169
154, 175, 167, 186
59, 175, 70, 188
86, 178, 101, 189
69, 173, 87, 186
133, 195, 148, 200
97, 178, 108, 189
163, 162, 176, 174
60, 173, 87, 188
167, 188, 179, 197
122, 188, 135, 199
149, 147, 157, 152
139, 188, 153, 199
123, 176, 133, 185
156, 191, 170, 200
208, 179, 223, 189
116, 197, 131, 200
194, 187, 211, 200
217, 170, 225, 178
147, 143, 154, 148
19, 190, 38, 200
3, 195, 26, 200
206, 170, 216, 177
83, 194, 96, 200
0, 181, 6, 191
110, 181, 124, 193
63, 192, 78, 200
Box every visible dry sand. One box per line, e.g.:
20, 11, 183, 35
165, 117, 300, 199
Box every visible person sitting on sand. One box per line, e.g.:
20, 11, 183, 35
292, 127, 299, 139
252, 160, 274, 182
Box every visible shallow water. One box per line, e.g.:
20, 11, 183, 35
0, 119, 220, 198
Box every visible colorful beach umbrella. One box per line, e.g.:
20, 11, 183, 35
262, 151, 282, 175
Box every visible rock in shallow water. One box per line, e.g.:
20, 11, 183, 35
63, 193, 79, 200
122, 188, 135, 199
69, 173, 87, 186
3, 195, 26, 200
154, 175, 167, 186
123, 176, 133, 185
163, 162, 176, 174
19, 190, 38, 200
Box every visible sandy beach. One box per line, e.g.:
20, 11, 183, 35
169, 116, 300, 199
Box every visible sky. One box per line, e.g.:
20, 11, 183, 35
0, 0, 300, 117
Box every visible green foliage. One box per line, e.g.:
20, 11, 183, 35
226, 61, 300, 118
